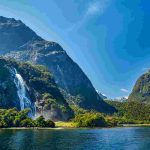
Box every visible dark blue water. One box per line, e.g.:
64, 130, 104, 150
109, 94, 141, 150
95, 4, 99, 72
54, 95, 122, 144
0, 127, 150, 150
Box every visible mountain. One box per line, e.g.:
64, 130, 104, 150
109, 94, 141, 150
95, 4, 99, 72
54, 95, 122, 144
0, 57, 73, 121
0, 16, 115, 113
129, 70, 150, 103
113, 97, 128, 102
96, 90, 107, 99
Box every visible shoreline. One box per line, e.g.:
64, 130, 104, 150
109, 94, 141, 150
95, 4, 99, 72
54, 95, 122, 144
1, 124, 150, 130
122, 124, 150, 127
0, 127, 65, 130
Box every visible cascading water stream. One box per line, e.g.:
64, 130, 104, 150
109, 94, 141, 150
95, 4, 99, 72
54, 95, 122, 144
11, 68, 36, 118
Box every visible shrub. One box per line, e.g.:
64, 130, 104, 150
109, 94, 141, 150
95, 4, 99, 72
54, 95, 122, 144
73, 112, 107, 127
46, 119, 55, 128
0, 109, 55, 128
20, 118, 35, 127
35, 116, 47, 127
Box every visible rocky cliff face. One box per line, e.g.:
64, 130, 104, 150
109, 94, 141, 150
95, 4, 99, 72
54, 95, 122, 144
0, 58, 73, 121
129, 71, 150, 103
0, 16, 115, 113
0, 16, 41, 54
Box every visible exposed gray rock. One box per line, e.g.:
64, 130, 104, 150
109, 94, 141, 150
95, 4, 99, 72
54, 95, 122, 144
0, 16, 115, 113
0, 58, 73, 121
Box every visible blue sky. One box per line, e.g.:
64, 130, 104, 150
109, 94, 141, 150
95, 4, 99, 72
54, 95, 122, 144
0, 0, 150, 99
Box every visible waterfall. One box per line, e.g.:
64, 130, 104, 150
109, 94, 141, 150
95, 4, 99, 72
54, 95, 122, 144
12, 68, 36, 118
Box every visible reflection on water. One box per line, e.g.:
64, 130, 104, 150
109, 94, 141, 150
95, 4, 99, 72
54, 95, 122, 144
0, 127, 150, 150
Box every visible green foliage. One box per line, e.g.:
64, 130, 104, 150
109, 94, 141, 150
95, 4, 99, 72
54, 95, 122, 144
124, 101, 150, 121
17, 62, 64, 103
70, 105, 88, 115
0, 108, 55, 128
73, 112, 107, 127
20, 118, 35, 127
129, 71, 150, 103
46, 119, 55, 128
35, 116, 55, 128
0, 58, 19, 109
70, 106, 122, 127
0, 57, 73, 120
105, 100, 150, 123
15, 60, 73, 118
105, 100, 127, 117
35, 116, 46, 127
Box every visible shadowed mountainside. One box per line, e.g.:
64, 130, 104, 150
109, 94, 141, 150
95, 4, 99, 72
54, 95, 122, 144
0, 57, 73, 121
0, 16, 115, 114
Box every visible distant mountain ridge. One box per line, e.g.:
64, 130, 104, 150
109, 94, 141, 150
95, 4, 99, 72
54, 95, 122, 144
0, 16, 115, 113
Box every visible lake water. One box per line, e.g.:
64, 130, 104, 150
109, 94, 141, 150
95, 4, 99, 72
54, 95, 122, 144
0, 127, 150, 150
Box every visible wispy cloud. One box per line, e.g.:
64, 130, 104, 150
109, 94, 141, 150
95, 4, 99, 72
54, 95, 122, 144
86, 0, 109, 16
67, 0, 110, 32
120, 88, 129, 93
86, 1, 101, 15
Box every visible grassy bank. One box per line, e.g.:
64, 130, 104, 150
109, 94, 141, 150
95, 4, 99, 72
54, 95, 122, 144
55, 122, 150, 128
122, 124, 150, 127
55, 121, 77, 128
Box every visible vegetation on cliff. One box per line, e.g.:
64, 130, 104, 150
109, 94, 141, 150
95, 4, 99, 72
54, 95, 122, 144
0, 16, 115, 114
63, 100, 150, 128
0, 57, 73, 121
106, 100, 150, 124
129, 71, 150, 103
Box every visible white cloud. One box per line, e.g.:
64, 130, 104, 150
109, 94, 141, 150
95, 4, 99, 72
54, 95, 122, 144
86, 0, 109, 16
120, 88, 129, 93
86, 2, 100, 15
67, 0, 110, 32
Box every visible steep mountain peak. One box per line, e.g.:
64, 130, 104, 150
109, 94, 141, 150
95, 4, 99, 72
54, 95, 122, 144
0, 16, 42, 54
0, 16, 22, 26
129, 71, 150, 103
0, 16, 116, 114
0, 16, 64, 55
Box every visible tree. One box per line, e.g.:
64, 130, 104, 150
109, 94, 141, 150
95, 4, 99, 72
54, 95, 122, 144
73, 112, 107, 127
35, 116, 47, 127
46, 119, 55, 128
20, 118, 35, 127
